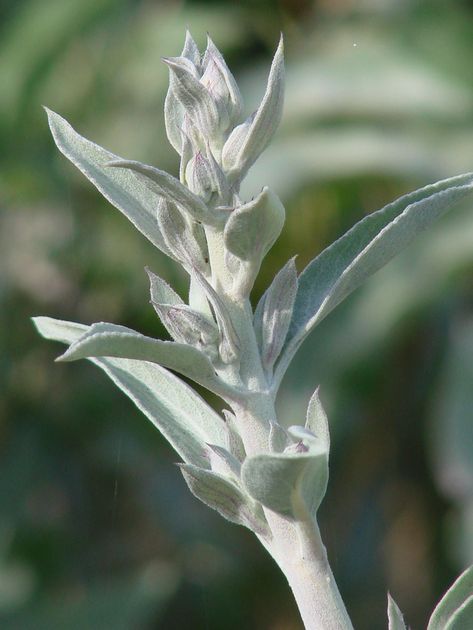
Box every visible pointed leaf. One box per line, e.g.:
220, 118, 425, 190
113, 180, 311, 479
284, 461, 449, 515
163, 56, 220, 143
54, 321, 238, 399
428, 565, 473, 630
180, 464, 269, 536
222, 36, 284, 181
276, 173, 473, 386
107, 159, 215, 225
201, 36, 243, 128
305, 387, 330, 453
207, 443, 241, 479
241, 440, 328, 519
146, 267, 184, 307
191, 268, 240, 364
46, 109, 169, 254
254, 257, 297, 371
156, 198, 208, 273
33, 317, 228, 468
387, 594, 408, 630
224, 187, 285, 262
164, 31, 202, 154
152, 303, 219, 363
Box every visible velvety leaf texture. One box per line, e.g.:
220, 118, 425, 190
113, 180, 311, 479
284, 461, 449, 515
241, 444, 328, 519
180, 464, 269, 536
46, 109, 170, 254
275, 172, 473, 385
32, 317, 228, 468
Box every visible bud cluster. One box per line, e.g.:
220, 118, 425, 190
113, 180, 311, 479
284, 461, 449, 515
106, 31, 286, 370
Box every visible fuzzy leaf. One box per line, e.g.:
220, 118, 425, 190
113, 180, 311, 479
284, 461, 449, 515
428, 565, 473, 630
45, 109, 169, 254
107, 159, 215, 225
276, 173, 473, 386
387, 594, 407, 630
54, 321, 237, 399
180, 464, 269, 536
224, 187, 285, 262
152, 303, 219, 362
254, 257, 297, 371
155, 198, 208, 273
163, 56, 220, 145
164, 31, 201, 154
32, 317, 228, 468
222, 36, 284, 182
241, 440, 328, 519
305, 387, 330, 453
191, 268, 240, 364
207, 443, 241, 479
201, 36, 243, 129
146, 267, 184, 307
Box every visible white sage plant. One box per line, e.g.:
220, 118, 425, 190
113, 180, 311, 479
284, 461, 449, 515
34, 32, 473, 629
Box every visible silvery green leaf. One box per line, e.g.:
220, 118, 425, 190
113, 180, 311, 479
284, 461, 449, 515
387, 594, 407, 630
201, 36, 243, 129
204, 141, 232, 205
427, 565, 473, 630
188, 273, 213, 318
107, 159, 214, 225
163, 56, 221, 146
45, 109, 169, 255
151, 303, 220, 362
269, 421, 289, 453
207, 443, 242, 479
191, 268, 240, 364
32, 317, 228, 468
54, 321, 238, 399
165, 31, 201, 154
224, 187, 285, 262
276, 172, 473, 387
222, 36, 284, 182
185, 152, 214, 202
146, 267, 184, 307
156, 198, 208, 273
220, 115, 252, 179
179, 126, 193, 184
180, 464, 269, 536
241, 439, 328, 519
305, 387, 330, 453
254, 257, 297, 371
222, 409, 246, 462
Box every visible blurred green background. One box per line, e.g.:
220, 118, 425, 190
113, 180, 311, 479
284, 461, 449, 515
1, 0, 473, 628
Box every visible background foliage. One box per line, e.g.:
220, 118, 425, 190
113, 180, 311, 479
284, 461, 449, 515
1, 0, 472, 627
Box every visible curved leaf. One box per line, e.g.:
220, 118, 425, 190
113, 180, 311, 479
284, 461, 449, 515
46, 109, 169, 254
53, 321, 239, 400
180, 464, 269, 536
275, 173, 473, 386
387, 594, 407, 630
241, 442, 328, 519
428, 565, 473, 630
32, 317, 228, 468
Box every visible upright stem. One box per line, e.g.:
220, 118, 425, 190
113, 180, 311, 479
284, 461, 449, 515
205, 228, 353, 629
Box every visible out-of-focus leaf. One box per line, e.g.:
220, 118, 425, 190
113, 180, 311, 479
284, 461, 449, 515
427, 565, 473, 629
387, 594, 407, 630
